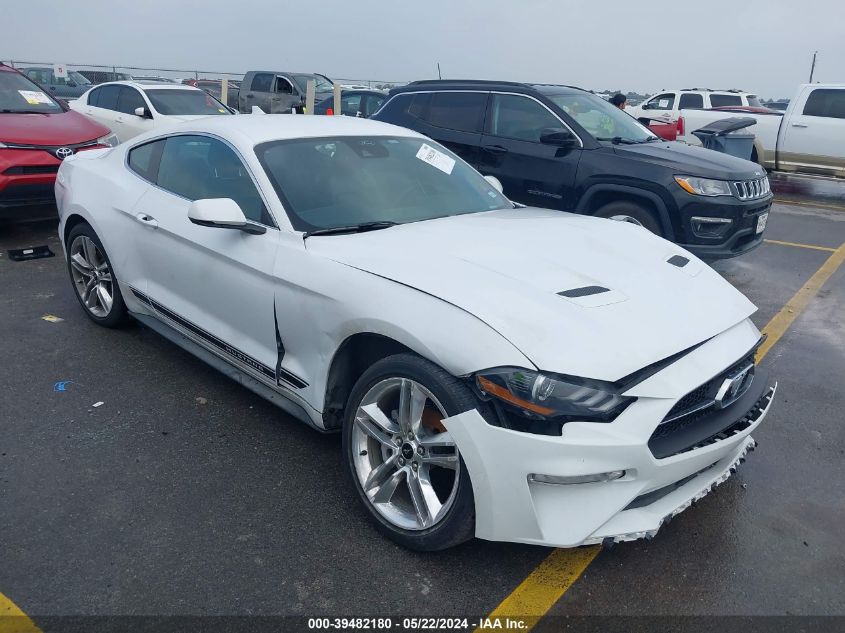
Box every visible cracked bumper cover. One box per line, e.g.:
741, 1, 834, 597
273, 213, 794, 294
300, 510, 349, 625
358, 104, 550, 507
441, 382, 777, 549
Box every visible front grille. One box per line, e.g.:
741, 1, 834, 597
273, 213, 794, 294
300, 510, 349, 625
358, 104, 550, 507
3, 165, 60, 175
733, 177, 770, 201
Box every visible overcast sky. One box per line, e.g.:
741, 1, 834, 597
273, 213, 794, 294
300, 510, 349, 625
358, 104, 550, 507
4, 0, 841, 98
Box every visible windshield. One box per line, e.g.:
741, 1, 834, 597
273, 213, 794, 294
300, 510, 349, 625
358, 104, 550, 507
293, 74, 334, 94
548, 93, 656, 143
145, 89, 231, 115
256, 136, 513, 232
68, 71, 91, 85
0, 70, 63, 113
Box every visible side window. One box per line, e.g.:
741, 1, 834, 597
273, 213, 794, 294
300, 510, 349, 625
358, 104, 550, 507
678, 93, 704, 109
488, 94, 562, 142
709, 94, 742, 108
128, 139, 165, 182
251, 73, 273, 92
407, 93, 432, 119
117, 87, 146, 115
424, 92, 486, 133
156, 136, 271, 225
26, 69, 49, 84
275, 77, 294, 94
802, 89, 845, 119
87, 87, 101, 107
647, 93, 675, 110
363, 94, 385, 117
96, 85, 121, 111
340, 93, 363, 116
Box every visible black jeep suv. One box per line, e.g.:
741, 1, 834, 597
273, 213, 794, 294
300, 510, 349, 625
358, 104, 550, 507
373, 80, 773, 259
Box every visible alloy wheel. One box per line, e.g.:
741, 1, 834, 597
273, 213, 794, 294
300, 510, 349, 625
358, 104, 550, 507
69, 235, 114, 318
351, 378, 460, 531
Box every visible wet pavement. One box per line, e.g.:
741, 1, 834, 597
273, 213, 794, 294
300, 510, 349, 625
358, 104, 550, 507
1, 200, 843, 627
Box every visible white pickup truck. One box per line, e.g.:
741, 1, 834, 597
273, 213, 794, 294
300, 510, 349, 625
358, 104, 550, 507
676, 84, 845, 179
627, 88, 763, 123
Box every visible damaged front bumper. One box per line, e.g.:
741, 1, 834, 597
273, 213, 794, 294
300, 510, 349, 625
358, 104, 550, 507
441, 380, 777, 549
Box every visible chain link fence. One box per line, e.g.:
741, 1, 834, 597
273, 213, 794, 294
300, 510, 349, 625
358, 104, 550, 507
1, 59, 407, 90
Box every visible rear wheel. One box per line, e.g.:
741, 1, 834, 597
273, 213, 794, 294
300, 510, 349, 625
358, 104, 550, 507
66, 223, 128, 328
595, 200, 663, 236
343, 353, 481, 551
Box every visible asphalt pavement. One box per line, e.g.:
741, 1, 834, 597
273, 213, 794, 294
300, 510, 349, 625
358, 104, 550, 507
1, 201, 843, 628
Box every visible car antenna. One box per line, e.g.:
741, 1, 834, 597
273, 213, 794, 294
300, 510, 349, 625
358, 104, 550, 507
437, 62, 442, 80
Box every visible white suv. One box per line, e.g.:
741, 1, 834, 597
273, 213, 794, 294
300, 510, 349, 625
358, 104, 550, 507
629, 88, 763, 123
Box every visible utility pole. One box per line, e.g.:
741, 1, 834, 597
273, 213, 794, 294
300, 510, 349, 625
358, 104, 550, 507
809, 51, 817, 83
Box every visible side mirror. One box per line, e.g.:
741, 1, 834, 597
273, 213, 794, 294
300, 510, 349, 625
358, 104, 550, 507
67, 81, 77, 88
187, 198, 266, 235
539, 128, 577, 147
484, 175, 504, 193
641, 103, 651, 110
134, 106, 153, 119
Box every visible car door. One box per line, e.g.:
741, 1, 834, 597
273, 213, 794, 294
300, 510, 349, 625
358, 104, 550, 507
243, 72, 274, 112
477, 92, 581, 211
641, 92, 676, 122
114, 86, 155, 141
128, 133, 282, 376
405, 91, 488, 168
82, 84, 122, 135
271, 76, 299, 113
778, 87, 845, 177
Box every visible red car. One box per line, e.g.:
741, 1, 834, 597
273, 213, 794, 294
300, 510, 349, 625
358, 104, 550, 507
0, 63, 117, 220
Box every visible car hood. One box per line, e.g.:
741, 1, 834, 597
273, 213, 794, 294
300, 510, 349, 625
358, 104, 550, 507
612, 141, 764, 180
306, 207, 756, 382
0, 110, 110, 146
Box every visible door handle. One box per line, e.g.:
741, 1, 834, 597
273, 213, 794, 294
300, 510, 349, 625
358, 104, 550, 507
135, 212, 158, 228
791, 123, 808, 128
482, 145, 508, 155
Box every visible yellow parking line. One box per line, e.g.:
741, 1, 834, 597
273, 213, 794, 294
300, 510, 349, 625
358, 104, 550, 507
773, 198, 845, 213
477, 240, 845, 632
764, 239, 837, 252
757, 240, 845, 361
0, 593, 41, 633
474, 547, 598, 632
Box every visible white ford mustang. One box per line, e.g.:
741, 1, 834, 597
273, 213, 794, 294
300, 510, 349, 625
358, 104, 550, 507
56, 115, 776, 551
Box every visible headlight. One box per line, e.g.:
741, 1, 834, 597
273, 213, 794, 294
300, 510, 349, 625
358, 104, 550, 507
475, 367, 635, 423
97, 132, 119, 148
674, 175, 732, 196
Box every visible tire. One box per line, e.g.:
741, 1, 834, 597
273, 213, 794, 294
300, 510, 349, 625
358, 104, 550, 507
342, 353, 484, 551
594, 200, 663, 236
66, 223, 129, 328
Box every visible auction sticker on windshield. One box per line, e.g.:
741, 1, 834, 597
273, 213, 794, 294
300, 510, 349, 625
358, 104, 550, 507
18, 90, 52, 105
416, 143, 455, 175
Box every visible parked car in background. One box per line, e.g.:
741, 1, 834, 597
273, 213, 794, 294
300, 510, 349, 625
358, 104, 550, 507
76, 70, 134, 84
70, 81, 233, 143
677, 84, 845, 179
56, 114, 775, 551
238, 71, 333, 113
20, 67, 93, 99
628, 89, 763, 124
0, 63, 115, 219
373, 80, 772, 260
767, 101, 789, 111
313, 89, 386, 117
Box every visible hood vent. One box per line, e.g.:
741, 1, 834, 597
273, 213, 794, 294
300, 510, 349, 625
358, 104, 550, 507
558, 285, 610, 298
667, 255, 690, 268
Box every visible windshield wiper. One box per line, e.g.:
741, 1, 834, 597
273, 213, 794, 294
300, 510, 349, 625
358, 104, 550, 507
304, 221, 398, 237
596, 136, 641, 145
0, 109, 53, 114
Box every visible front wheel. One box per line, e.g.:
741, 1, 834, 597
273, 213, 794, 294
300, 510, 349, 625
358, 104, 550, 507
343, 354, 481, 551
595, 200, 663, 236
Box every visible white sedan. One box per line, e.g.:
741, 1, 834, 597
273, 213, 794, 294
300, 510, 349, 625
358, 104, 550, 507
70, 80, 233, 143
55, 116, 776, 551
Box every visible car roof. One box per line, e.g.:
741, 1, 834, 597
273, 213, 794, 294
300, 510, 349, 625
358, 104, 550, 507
91, 80, 204, 91
391, 79, 587, 96
156, 113, 425, 145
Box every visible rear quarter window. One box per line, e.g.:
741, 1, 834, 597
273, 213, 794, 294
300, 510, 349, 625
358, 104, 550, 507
709, 94, 742, 107
127, 139, 165, 183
